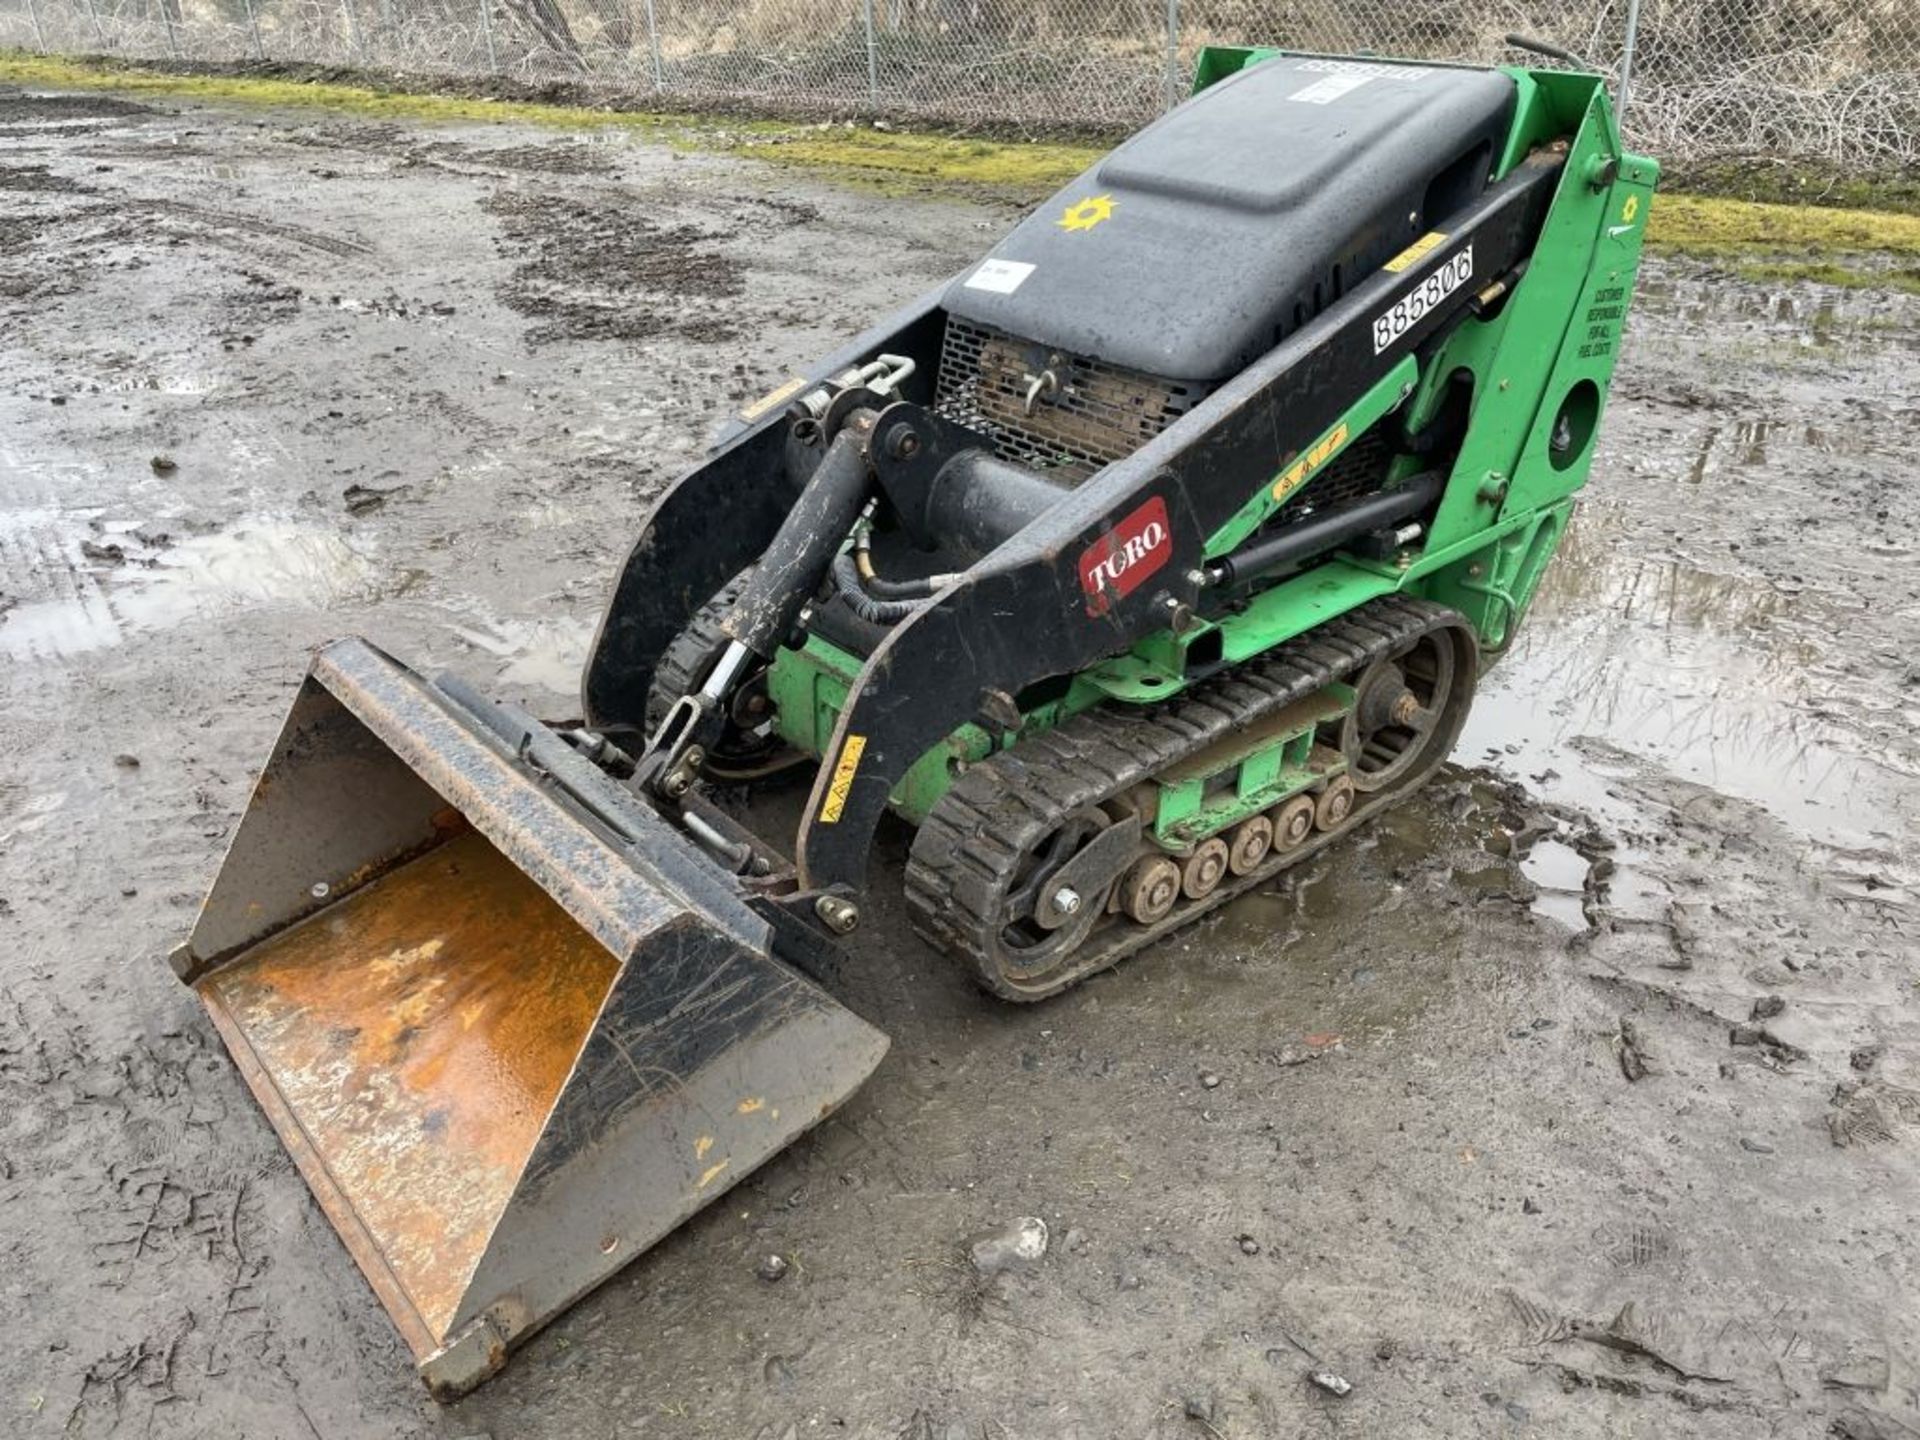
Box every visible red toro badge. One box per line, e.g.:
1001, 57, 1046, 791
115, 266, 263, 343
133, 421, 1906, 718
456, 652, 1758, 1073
1078, 495, 1171, 616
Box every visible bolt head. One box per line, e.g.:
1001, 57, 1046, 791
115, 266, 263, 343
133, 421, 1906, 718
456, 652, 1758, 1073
814, 894, 860, 934
1051, 886, 1082, 916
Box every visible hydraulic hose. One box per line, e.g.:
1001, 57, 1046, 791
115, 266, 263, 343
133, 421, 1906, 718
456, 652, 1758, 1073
853, 525, 945, 599
857, 560, 937, 600
831, 550, 928, 624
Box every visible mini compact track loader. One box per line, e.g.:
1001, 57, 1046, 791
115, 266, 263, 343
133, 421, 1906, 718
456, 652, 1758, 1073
171, 47, 1656, 1395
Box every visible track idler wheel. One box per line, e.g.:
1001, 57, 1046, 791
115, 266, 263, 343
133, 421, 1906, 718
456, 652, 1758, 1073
1340, 627, 1474, 794
1121, 854, 1181, 925
984, 808, 1116, 982
1226, 815, 1272, 876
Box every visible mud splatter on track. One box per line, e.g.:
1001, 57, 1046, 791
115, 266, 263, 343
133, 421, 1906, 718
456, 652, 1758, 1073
1, 82, 1917, 1439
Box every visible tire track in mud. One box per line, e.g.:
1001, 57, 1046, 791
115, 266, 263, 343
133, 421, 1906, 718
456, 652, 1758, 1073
1, 192, 375, 311
0, 512, 130, 663
129, 198, 377, 260
0, 986, 314, 1438
481, 186, 751, 345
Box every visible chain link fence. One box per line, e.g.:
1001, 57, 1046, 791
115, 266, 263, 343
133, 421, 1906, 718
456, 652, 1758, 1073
2, 0, 1916, 167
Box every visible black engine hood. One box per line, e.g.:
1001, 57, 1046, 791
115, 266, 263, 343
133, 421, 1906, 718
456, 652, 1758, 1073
942, 54, 1517, 383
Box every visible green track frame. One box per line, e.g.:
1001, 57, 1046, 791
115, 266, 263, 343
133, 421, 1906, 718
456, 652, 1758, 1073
768, 48, 1657, 839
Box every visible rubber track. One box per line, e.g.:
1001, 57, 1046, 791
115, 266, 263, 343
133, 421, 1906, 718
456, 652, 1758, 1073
644, 570, 752, 734
903, 594, 1467, 1001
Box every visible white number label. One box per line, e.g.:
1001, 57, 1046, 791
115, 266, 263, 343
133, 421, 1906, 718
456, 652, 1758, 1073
1371, 245, 1474, 354
965, 258, 1035, 295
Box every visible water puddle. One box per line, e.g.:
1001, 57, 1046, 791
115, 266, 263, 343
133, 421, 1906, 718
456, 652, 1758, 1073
1682, 416, 1893, 485
96, 369, 230, 396
1634, 268, 1912, 347
444, 611, 596, 700
1466, 504, 1894, 847
0, 510, 381, 662
1519, 836, 1590, 932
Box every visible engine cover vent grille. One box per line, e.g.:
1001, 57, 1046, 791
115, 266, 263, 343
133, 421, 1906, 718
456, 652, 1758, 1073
1274, 426, 1395, 524
934, 317, 1208, 480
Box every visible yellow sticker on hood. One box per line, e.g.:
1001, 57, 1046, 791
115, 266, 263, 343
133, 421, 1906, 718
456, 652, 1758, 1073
1057, 194, 1116, 233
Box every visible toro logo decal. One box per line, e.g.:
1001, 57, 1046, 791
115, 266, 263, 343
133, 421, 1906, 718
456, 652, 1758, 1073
1079, 496, 1171, 616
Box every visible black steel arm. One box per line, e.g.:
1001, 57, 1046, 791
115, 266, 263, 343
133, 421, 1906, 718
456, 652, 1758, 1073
581, 293, 947, 735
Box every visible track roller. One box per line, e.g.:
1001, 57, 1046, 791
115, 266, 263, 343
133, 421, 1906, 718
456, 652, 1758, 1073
1226, 815, 1273, 875
1181, 839, 1230, 900
1272, 794, 1316, 851
1122, 855, 1182, 924
1314, 775, 1356, 831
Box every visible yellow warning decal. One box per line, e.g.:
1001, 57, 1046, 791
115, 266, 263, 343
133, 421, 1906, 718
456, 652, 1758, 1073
1383, 230, 1448, 274
819, 734, 868, 824
1056, 194, 1116, 233
1620, 193, 1640, 224
739, 374, 807, 423
1271, 422, 1350, 507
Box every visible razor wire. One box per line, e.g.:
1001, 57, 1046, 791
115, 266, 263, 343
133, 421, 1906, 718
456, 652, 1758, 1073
1, 0, 1916, 168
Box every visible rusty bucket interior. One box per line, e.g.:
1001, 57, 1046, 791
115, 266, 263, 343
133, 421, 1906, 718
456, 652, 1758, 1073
176, 639, 888, 1397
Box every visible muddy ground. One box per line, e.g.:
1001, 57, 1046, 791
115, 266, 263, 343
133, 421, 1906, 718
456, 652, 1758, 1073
1, 86, 1917, 1440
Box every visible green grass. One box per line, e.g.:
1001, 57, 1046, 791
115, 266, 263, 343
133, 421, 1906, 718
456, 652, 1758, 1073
0, 50, 701, 129
0, 50, 1096, 197
1664, 155, 1920, 218
6, 49, 1920, 286
1646, 194, 1920, 295
724, 129, 1095, 197
1731, 260, 1920, 296
1646, 193, 1920, 259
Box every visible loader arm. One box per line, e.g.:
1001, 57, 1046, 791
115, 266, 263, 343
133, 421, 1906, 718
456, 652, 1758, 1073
795, 152, 1564, 890
583, 295, 947, 734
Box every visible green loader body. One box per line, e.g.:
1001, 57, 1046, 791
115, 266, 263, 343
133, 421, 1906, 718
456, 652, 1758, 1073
765, 50, 1656, 853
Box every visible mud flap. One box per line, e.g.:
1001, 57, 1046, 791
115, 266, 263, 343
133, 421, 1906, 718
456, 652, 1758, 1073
172, 638, 888, 1399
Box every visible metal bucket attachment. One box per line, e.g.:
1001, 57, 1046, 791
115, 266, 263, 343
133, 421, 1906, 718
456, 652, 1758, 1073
173, 638, 888, 1399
